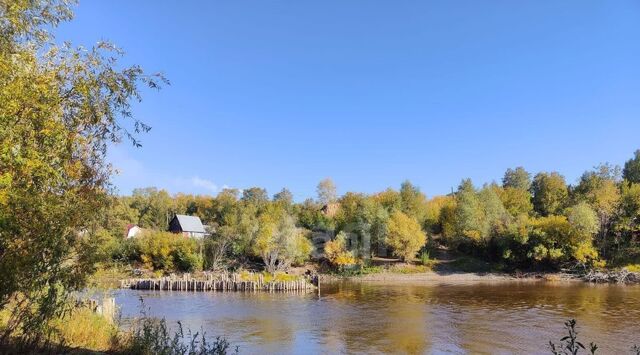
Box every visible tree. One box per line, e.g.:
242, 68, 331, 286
528, 216, 572, 264
478, 184, 510, 239
273, 188, 293, 206
241, 187, 269, 207
399, 180, 428, 224
424, 195, 454, 234
502, 167, 531, 191
623, 150, 640, 183
324, 231, 357, 268
572, 165, 621, 254
386, 211, 426, 262
0, 0, 165, 345
497, 186, 533, 217
130, 187, 173, 229
565, 202, 601, 266
334, 193, 389, 258
566, 202, 599, 237
317, 178, 337, 205
608, 182, 640, 262
454, 179, 484, 242
252, 205, 312, 273
531, 172, 569, 216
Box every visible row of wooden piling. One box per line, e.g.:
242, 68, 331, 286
120, 272, 318, 292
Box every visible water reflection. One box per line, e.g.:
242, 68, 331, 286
115, 281, 640, 354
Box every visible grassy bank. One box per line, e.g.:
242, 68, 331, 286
0, 300, 236, 355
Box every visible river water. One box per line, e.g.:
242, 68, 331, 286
114, 280, 640, 354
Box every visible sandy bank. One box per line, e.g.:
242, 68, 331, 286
319, 271, 581, 285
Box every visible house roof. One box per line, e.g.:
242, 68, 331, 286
173, 215, 206, 233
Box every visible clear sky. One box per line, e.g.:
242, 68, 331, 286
55, 1, 640, 200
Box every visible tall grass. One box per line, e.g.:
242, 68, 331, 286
116, 298, 237, 355
419, 250, 431, 266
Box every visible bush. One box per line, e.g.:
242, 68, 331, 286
324, 232, 357, 269
135, 231, 203, 272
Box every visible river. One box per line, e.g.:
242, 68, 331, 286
114, 280, 640, 354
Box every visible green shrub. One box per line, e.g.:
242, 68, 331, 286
135, 231, 202, 272
419, 250, 431, 265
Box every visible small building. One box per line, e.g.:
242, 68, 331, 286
168, 214, 206, 238
126, 224, 143, 239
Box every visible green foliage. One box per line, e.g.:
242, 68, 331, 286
335, 192, 389, 258
135, 231, 202, 272
418, 250, 431, 265
273, 188, 294, 206
251, 205, 312, 272
498, 186, 534, 217
0, 0, 165, 345
295, 198, 335, 231
131, 188, 175, 230
399, 180, 428, 224
549, 319, 597, 355
532, 172, 569, 216
623, 150, 640, 184
503, 167, 531, 191
454, 179, 485, 243
572, 165, 620, 221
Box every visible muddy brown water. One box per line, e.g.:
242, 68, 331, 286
115, 280, 640, 354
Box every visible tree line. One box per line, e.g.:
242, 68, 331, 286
97, 150, 640, 273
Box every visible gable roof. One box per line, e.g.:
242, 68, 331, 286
173, 215, 206, 233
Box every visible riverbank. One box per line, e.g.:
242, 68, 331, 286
319, 269, 640, 285
319, 270, 579, 284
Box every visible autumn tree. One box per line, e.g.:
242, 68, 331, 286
572, 164, 621, 253
386, 211, 426, 262
531, 172, 569, 216
502, 167, 531, 191
566, 202, 602, 266
273, 188, 294, 206
399, 180, 428, 224
252, 205, 312, 272
317, 178, 337, 205
324, 231, 357, 268
0, 0, 165, 345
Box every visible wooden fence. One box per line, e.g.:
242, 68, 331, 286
120, 272, 319, 292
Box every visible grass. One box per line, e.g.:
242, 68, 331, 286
388, 264, 432, 274
238, 270, 301, 283
1, 298, 237, 354
89, 264, 134, 290
50, 307, 119, 352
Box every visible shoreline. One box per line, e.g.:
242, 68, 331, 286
318, 270, 640, 285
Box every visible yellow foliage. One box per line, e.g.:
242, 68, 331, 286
624, 264, 640, 272
387, 211, 426, 262
49, 307, 118, 351
324, 233, 356, 267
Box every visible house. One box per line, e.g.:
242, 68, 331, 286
126, 224, 143, 239
168, 214, 206, 238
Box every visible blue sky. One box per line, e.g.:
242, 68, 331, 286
56, 1, 640, 200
